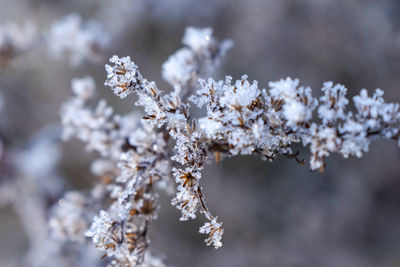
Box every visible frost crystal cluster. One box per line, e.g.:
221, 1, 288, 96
0, 126, 105, 267
0, 13, 109, 68
57, 26, 400, 266
48, 13, 109, 66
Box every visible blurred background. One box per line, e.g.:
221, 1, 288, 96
1, 0, 400, 266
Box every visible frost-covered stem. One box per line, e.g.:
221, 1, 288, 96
196, 187, 214, 221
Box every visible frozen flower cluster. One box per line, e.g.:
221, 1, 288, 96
61, 76, 123, 159
0, 21, 36, 67
48, 13, 109, 66
199, 217, 224, 248
49, 191, 89, 243
56, 26, 400, 266
318, 82, 349, 124
105, 55, 143, 99
60, 74, 172, 265
193, 76, 399, 172
162, 26, 232, 91
0, 13, 109, 68
0, 126, 105, 267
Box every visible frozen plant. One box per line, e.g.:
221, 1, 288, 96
59, 75, 171, 266
0, 126, 105, 267
0, 21, 36, 67
59, 26, 400, 266
48, 13, 109, 66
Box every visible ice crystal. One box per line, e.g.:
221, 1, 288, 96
199, 217, 224, 249
105, 55, 142, 99
318, 82, 349, 124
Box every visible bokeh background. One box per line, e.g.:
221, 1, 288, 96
1, 0, 400, 266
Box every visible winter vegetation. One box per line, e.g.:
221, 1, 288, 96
1, 1, 400, 267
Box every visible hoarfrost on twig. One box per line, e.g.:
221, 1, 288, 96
57, 26, 400, 266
